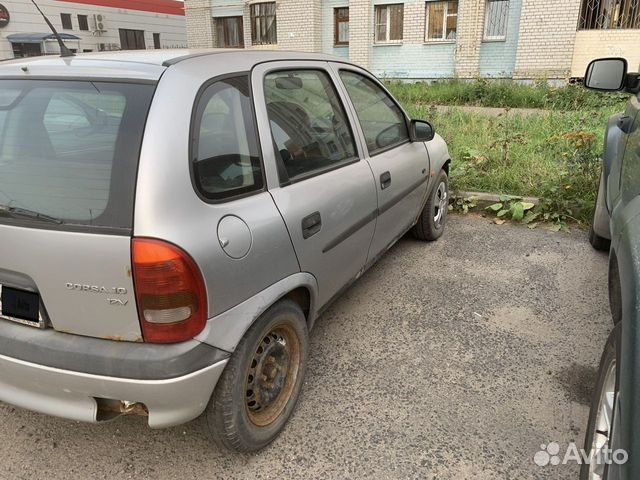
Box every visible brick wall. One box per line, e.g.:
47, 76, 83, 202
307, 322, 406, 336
455, 0, 484, 78
571, 30, 640, 77
186, 0, 640, 82
185, 0, 214, 48
348, 0, 373, 68
403, 0, 425, 43
513, 0, 581, 79
276, 0, 322, 51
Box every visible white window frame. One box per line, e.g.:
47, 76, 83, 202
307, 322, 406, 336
425, 1, 458, 42
374, 4, 404, 44
483, 0, 510, 42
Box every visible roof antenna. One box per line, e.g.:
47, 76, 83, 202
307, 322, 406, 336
30, 0, 75, 57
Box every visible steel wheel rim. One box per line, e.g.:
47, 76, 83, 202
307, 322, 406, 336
589, 359, 617, 480
245, 323, 301, 427
433, 181, 448, 226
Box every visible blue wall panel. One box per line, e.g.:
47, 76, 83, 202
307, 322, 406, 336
479, 0, 522, 78
371, 43, 456, 79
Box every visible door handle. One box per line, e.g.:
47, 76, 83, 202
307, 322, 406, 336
380, 171, 392, 190
302, 211, 322, 239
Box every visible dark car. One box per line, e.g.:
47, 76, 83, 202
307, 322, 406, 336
582, 58, 640, 480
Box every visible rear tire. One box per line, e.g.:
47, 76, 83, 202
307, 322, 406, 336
413, 170, 448, 242
204, 299, 308, 452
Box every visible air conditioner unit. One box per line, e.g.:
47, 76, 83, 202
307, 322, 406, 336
93, 14, 106, 32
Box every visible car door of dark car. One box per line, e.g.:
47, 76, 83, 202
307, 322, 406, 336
333, 65, 430, 262
612, 96, 640, 240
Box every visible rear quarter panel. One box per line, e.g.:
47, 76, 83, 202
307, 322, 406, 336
133, 58, 300, 328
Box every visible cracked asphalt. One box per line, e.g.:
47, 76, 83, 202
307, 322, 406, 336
0, 215, 611, 479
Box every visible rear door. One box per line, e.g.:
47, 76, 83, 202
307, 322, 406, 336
332, 65, 430, 261
252, 62, 378, 308
0, 79, 154, 341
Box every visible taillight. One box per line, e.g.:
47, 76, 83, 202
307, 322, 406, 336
132, 238, 207, 344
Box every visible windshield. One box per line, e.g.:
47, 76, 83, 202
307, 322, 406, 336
0, 80, 154, 231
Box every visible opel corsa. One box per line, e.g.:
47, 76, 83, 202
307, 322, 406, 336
0, 50, 451, 452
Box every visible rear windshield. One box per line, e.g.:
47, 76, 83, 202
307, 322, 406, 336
0, 80, 154, 232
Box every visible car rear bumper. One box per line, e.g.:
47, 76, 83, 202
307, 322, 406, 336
0, 352, 228, 428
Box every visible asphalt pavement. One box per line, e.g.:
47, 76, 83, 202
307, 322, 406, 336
0, 214, 611, 479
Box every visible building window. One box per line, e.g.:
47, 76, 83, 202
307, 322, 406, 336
77, 14, 89, 31
375, 4, 404, 43
334, 7, 349, 46
579, 0, 640, 29
484, 0, 509, 40
60, 13, 72, 30
119, 29, 146, 50
153, 33, 161, 49
251, 2, 277, 45
12, 43, 42, 58
425, 1, 458, 41
216, 16, 244, 48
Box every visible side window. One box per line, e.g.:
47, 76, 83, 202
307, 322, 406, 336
264, 70, 357, 182
192, 76, 263, 201
339, 70, 409, 155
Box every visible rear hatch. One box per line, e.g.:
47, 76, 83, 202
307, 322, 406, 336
0, 79, 155, 341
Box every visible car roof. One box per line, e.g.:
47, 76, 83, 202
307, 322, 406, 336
0, 49, 349, 82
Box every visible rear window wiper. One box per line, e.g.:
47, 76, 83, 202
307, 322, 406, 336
0, 206, 63, 224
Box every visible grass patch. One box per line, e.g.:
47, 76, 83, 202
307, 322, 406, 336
402, 104, 622, 224
386, 78, 628, 111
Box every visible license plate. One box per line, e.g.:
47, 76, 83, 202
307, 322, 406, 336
0, 285, 43, 328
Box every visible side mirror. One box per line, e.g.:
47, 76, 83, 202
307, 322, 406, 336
410, 120, 435, 142
584, 58, 628, 92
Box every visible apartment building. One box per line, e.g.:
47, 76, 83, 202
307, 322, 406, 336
0, 0, 187, 60
185, 0, 640, 81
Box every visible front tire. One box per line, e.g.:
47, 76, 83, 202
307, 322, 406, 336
581, 324, 620, 480
413, 169, 448, 242
204, 299, 309, 452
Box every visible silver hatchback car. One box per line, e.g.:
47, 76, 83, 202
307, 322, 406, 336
0, 50, 451, 452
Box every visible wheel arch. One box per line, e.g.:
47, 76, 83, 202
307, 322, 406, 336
609, 248, 622, 325
282, 286, 312, 328
196, 272, 319, 352
442, 159, 451, 176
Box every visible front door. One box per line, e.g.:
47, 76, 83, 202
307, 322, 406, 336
252, 63, 378, 308
333, 65, 430, 261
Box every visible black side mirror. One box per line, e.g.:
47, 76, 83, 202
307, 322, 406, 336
410, 120, 435, 142
584, 58, 628, 92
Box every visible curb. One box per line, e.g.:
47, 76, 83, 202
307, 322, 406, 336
452, 191, 540, 208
